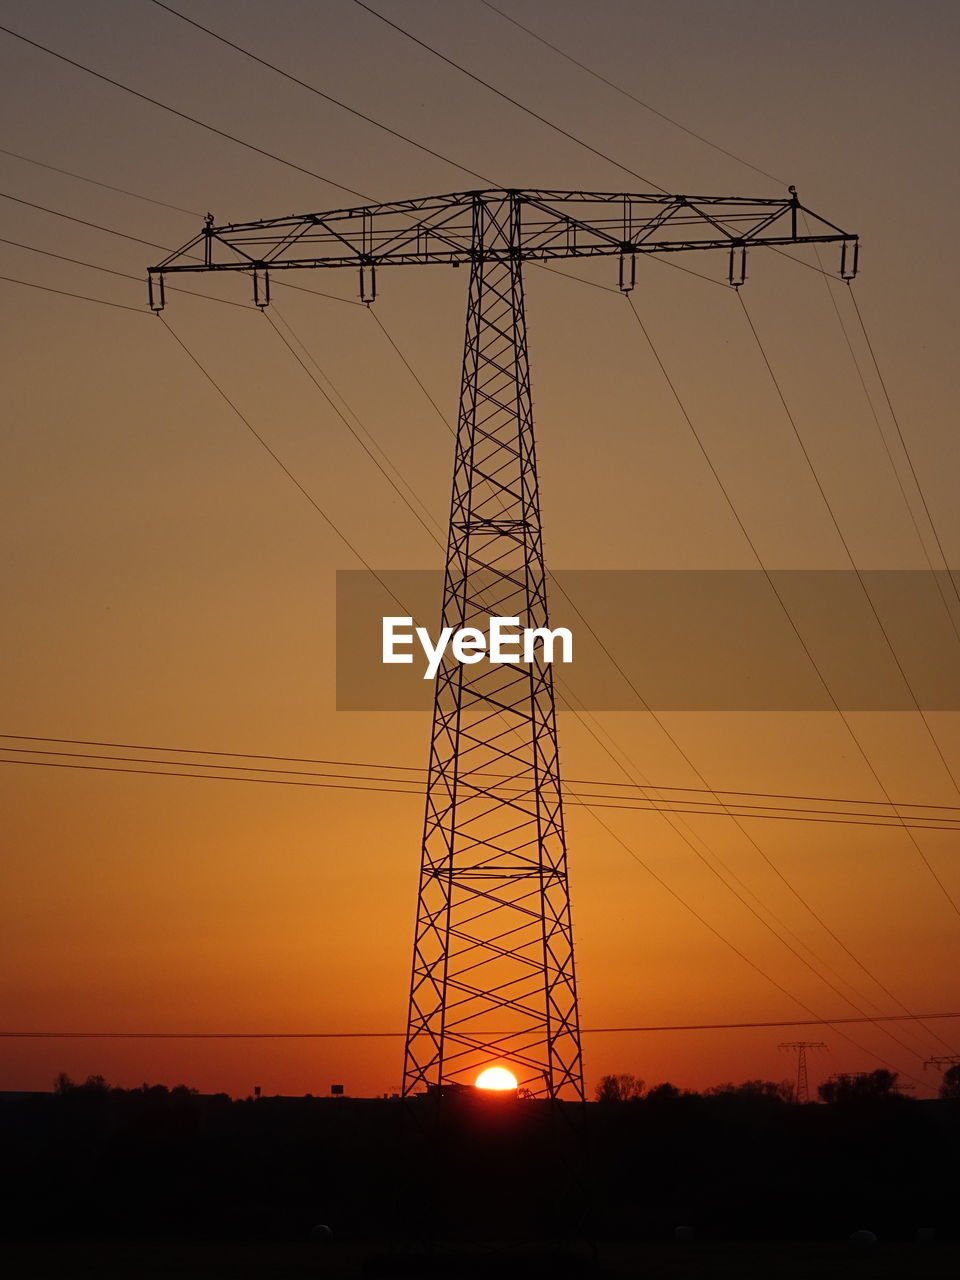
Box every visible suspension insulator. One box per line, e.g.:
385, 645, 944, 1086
618, 249, 636, 293
360, 262, 377, 305
148, 272, 165, 313
840, 239, 860, 281
252, 267, 271, 309
728, 243, 747, 288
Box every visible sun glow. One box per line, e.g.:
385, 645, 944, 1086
475, 1066, 518, 1091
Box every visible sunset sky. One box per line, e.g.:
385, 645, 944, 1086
2, 0, 958, 1100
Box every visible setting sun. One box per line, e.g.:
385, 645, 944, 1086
475, 1067, 519, 1091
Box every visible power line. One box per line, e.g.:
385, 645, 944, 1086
270, 308, 445, 540
0, 272, 147, 314
799, 235, 960, 646
147, 0, 495, 188
156, 315, 405, 614
619, 296, 958, 1054
9, 309, 931, 1084
363, 296, 952, 1053
362, 307, 935, 1048
350, 0, 666, 194
0, 189, 168, 250
478, 0, 785, 187
846, 284, 960, 614
262, 308, 444, 547
3, 1010, 959, 1039
0, 21, 373, 202
566, 703, 939, 1065
6, 9, 948, 1086
5, 745, 960, 832
5, 64, 931, 1070
162, 11, 948, 1064
267, 290, 855, 1090
4, 733, 959, 812
156, 2, 726, 300
0, 188, 359, 308
352, 213, 958, 1059
0, 234, 251, 310
114, 240, 960, 1070
575, 802, 927, 1085
738, 289, 960, 798
625, 292, 960, 926
0, 144, 201, 217
332, 0, 960, 972
362, 298, 953, 1056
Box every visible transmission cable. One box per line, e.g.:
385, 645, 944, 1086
571, 306, 955, 1051
350, 0, 667, 194
264, 308, 444, 544
799, 234, 960, 644
146, 0, 496, 188
0, 273, 147, 314
0, 235, 250, 310
8, 20, 944, 1067
7, 8, 947, 1082
625, 294, 960, 1057
625, 294, 960, 929
6, 733, 959, 813
478, 0, 785, 187
156, 316, 405, 612
846, 283, 960, 612
364, 301, 949, 1049
559, 685, 940, 1062
27, 309, 937, 1074
578, 801, 927, 1086
6, 744, 960, 831
0, 21, 374, 202
0, 143, 201, 217
737, 292, 960, 800
0, 189, 358, 307
2, 1009, 958, 1040
363, 298, 954, 1052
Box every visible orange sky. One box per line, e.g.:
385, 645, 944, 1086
1, 0, 958, 1100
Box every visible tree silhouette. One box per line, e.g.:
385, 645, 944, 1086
594, 1073, 644, 1102
939, 1063, 960, 1100
818, 1069, 898, 1103
708, 1079, 792, 1103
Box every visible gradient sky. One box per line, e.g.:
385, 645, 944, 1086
1, 0, 958, 1100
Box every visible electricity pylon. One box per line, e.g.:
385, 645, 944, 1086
779, 1040, 828, 1103
924, 1055, 960, 1071
150, 188, 858, 1101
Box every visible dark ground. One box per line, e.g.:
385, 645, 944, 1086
2, 1238, 959, 1279
1, 1084, 957, 1277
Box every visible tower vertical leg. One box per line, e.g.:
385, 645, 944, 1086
402, 195, 583, 1100
797, 1045, 808, 1104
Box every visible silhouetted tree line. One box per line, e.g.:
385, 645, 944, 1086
594, 1065, 960, 1104
0, 1069, 956, 1246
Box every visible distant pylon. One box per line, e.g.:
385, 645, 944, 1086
779, 1040, 827, 1103
924, 1055, 960, 1072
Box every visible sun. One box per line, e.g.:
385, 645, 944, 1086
475, 1066, 518, 1091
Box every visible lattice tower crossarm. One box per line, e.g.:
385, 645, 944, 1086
148, 188, 857, 1102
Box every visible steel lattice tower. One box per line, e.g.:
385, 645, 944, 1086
148, 186, 857, 1104
403, 196, 581, 1099
779, 1040, 827, 1103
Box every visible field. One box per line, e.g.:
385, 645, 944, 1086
2, 1238, 959, 1280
